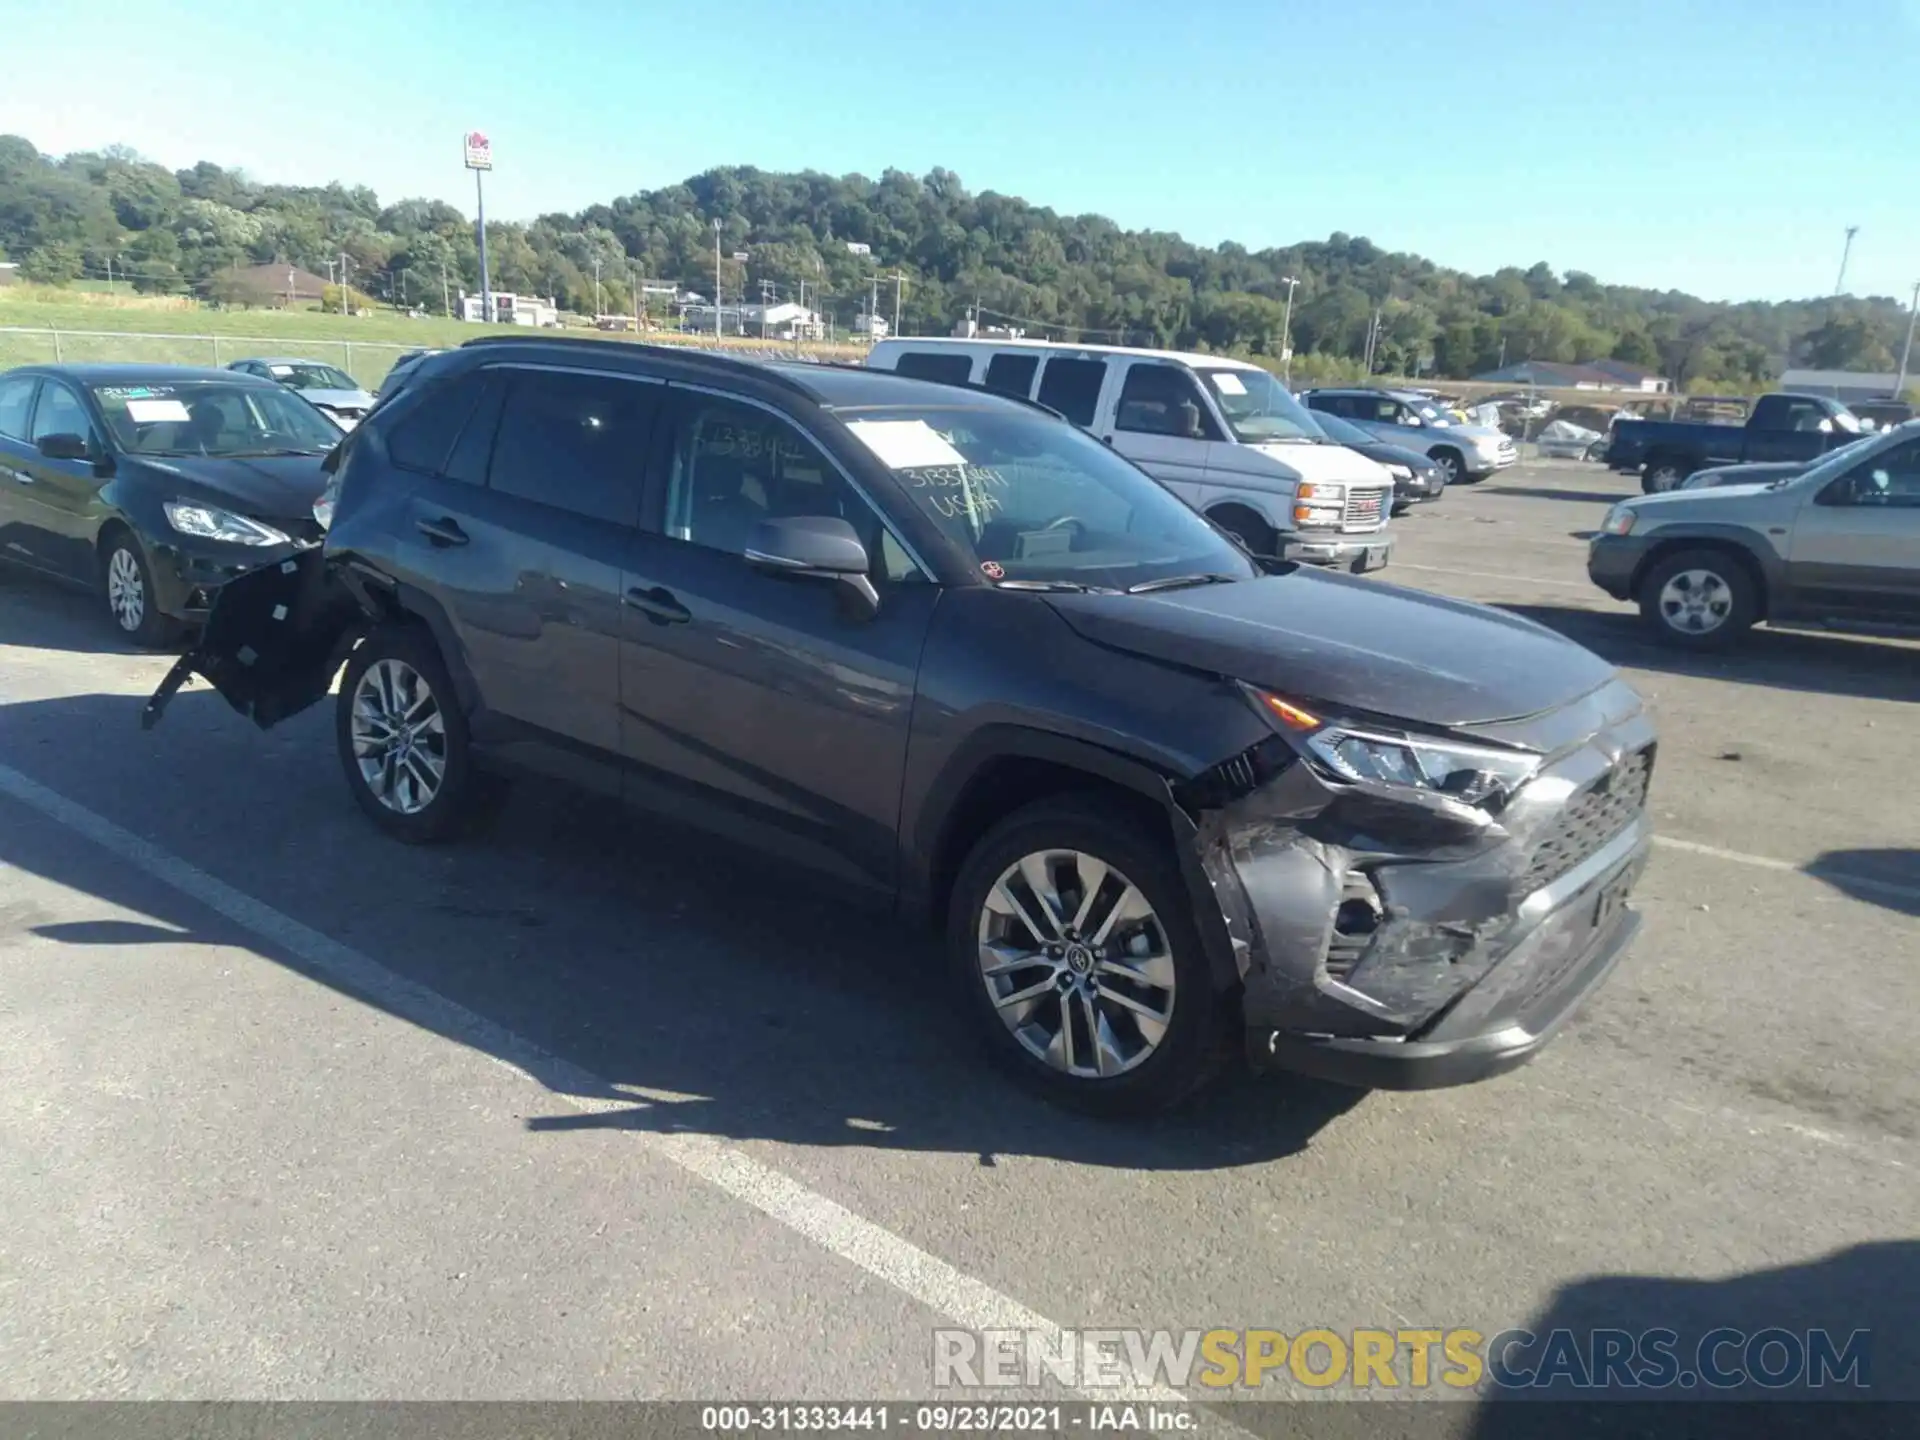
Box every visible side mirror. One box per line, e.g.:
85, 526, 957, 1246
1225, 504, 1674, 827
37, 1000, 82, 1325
744, 515, 879, 614
1398, 413, 1422, 428
36, 432, 93, 462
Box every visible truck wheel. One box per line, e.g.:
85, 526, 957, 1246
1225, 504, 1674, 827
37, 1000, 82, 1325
1641, 459, 1688, 493
1636, 549, 1758, 650
1208, 506, 1277, 559
336, 624, 495, 842
946, 795, 1228, 1117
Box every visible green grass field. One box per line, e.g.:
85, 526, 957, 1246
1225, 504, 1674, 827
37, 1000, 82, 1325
0, 290, 865, 387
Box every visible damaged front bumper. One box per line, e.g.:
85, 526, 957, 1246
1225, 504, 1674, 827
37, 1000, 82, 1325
1184, 680, 1656, 1091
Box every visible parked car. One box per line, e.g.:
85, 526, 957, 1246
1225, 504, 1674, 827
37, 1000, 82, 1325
142, 336, 1654, 1116
1606, 393, 1866, 494
377, 348, 449, 400
0, 364, 336, 645
1676, 434, 1878, 491
228, 357, 377, 430
1300, 388, 1519, 485
1588, 420, 1920, 648
866, 338, 1396, 573
1306, 409, 1445, 512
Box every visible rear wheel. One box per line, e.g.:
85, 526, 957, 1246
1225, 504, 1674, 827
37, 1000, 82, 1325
1641, 458, 1688, 493
1636, 548, 1759, 650
336, 624, 495, 842
946, 795, 1227, 1117
99, 529, 183, 650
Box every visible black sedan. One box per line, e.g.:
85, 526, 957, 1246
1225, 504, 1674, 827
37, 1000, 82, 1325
1309, 408, 1446, 512
0, 364, 338, 646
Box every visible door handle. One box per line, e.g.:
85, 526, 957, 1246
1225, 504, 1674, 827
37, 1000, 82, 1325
416, 516, 468, 546
624, 585, 691, 625
3, 466, 32, 484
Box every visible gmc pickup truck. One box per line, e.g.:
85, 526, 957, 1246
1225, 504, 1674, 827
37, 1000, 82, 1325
1608, 393, 1867, 494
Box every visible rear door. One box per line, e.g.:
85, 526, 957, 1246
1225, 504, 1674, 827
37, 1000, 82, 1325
17, 377, 110, 579
383, 362, 661, 791
615, 385, 938, 895
1099, 361, 1221, 502
0, 374, 41, 568
1784, 437, 1920, 620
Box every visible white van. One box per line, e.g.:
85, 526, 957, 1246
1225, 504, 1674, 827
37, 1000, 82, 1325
864, 337, 1395, 571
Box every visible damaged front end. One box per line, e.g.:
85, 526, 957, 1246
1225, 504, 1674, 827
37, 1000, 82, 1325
143, 547, 372, 733
1174, 680, 1656, 1091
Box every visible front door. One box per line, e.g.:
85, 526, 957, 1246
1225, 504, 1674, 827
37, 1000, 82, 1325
1101, 361, 1221, 503
1785, 438, 1920, 619
617, 386, 937, 896
18, 377, 110, 580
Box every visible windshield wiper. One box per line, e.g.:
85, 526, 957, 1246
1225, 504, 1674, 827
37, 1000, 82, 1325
226, 448, 330, 457
1126, 572, 1240, 595
994, 578, 1094, 593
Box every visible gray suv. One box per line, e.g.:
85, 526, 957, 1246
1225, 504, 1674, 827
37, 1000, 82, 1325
1304, 388, 1519, 484
144, 337, 1654, 1116
1589, 420, 1920, 648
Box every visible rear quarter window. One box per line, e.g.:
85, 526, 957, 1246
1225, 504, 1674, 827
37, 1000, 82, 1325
893, 351, 976, 385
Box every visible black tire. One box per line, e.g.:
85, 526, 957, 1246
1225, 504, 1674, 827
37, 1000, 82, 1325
335, 623, 494, 842
1430, 447, 1473, 485
1635, 548, 1759, 651
1641, 457, 1689, 494
945, 794, 1229, 1118
98, 528, 184, 650
1208, 506, 1277, 560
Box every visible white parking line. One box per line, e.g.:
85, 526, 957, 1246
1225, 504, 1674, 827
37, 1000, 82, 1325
0, 759, 1193, 1409
1653, 834, 1920, 907
1391, 561, 1590, 590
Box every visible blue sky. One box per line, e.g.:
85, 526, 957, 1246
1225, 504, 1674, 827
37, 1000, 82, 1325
6, 0, 1916, 304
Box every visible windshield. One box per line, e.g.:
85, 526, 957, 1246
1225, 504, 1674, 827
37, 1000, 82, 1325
89, 380, 343, 457
266, 362, 359, 391
1194, 368, 1323, 444
1309, 410, 1375, 448
840, 404, 1256, 590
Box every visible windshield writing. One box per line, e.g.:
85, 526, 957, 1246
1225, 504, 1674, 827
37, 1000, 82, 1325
89, 381, 342, 456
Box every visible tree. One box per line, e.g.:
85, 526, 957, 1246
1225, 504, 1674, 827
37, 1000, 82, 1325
19, 241, 81, 284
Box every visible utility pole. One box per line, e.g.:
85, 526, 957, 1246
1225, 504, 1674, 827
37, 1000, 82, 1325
870, 275, 879, 335
713, 219, 723, 338
1279, 275, 1299, 385
893, 270, 905, 338
1833, 226, 1860, 300
593, 256, 603, 318
339, 252, 353, 315
440, 258, 450, 318
1895, 279, 1920, 400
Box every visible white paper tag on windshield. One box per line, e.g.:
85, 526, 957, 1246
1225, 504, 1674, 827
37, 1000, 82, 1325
269, 365, 295, 377
1211, 372, 1247, 395
126, 398, 191, 423
846, 419, 967, 471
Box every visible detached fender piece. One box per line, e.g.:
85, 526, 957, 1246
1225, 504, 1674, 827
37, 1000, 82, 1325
142, 547, 369, 732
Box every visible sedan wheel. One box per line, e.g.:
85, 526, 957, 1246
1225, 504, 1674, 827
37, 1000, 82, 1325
106, 545, 146, 635
349, 658, 449, 816
977, 849, 1177, 1080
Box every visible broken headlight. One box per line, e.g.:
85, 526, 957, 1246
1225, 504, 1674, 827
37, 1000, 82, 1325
163, 501, 291, 547
1250, 689, 1540, 808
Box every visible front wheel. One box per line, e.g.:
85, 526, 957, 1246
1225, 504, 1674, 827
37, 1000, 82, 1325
947, 796, 1227, 1117
1207, 506, 1277, 560
1636, 548, 1759, 650
1641, 458, 1688, 493
1429, 448, 1469, 485
100, 530, 183, 649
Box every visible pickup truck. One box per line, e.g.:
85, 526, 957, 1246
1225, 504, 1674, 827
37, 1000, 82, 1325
1607, 393, 1867, 494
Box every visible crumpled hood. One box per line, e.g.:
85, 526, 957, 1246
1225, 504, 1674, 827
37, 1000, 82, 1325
297, 387, 375, 411
1045, 569, 1616, 728
131, 453, 331, 523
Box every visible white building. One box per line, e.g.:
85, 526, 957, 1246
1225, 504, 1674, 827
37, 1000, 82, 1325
456, 291, 560, 327
852, 313, 889, 339
845, 242, 872, 257
1779, 368, 1909, 404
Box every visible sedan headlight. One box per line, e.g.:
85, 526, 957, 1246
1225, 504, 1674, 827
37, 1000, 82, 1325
1599, 504, 1637, 536
1251, 690, 1540, 809
1386, 464, 1414, 481
163, 501, 292, 547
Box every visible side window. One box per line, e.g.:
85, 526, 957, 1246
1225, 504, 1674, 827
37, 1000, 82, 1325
486, 369, 656, 525
1114, 363, 1223, 440
982, 353, 1039, 398
1035, 357, 1108, 428
893, 351, 975, 385
1826, 441, 1920, 509
0, 376, 36, 439
29, 382, 97, 448
663, 396, 914, 579
386, 372, 488, 477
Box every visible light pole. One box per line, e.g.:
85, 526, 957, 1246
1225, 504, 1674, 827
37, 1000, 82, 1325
464, 132, 494, 324
1833, 225, 1860, 299
1279, 275, 1299, 384
593, 256, 603, 319
893, 270, 905, 338
713, 220, 723, 338
1895, 279, 1920, 400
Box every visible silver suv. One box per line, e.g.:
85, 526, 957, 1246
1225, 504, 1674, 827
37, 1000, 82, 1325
1303, 388, 1518, 485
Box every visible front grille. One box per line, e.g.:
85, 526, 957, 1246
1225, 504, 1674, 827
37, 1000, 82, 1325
1342, 486, 1388, 530
1521, 747, 1653, 893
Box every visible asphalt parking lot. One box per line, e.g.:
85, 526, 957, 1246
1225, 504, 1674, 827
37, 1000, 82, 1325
1, 457, 1916, 1417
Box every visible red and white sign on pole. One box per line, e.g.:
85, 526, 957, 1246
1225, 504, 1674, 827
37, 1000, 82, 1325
463, 131, 492, 171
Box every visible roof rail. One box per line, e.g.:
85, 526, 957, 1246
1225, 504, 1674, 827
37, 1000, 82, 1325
455, 333, 816, 399
804, 358, 1070, 424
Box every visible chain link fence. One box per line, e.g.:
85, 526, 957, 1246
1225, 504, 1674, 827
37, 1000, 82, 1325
0, 326, 870, 390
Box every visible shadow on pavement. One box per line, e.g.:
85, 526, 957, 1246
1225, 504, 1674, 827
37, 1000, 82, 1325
1481, 484, 1632, 506
0, 687, 1366, 1174
1501, 604, 1920, 705
1809, 849, 1920, 917
0, 565, 166, 657
1465, 1241, 1920, 1436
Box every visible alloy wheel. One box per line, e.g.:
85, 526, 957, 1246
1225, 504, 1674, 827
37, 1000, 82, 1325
350, 659, 448, 815
1431, 452, 1460, 484
106, 546, 145, 633
976, 849, 1176, 1080
1656, 569, 1732, 635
